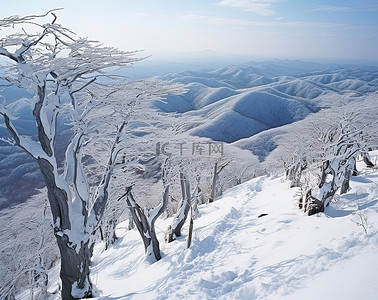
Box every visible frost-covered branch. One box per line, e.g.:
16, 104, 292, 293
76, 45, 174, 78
0, 111, 44, 159
89, 121, 127, 229
306, 113, 371, 215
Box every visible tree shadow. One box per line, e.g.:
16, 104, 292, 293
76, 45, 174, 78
359, 199, 378, 210
325, 206, 355, 218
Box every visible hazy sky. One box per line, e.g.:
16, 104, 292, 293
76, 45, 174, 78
1, 0, 378, 62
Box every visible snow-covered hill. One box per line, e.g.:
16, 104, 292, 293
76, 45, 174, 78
40, 155, 378, 299
156, 61, 378, 145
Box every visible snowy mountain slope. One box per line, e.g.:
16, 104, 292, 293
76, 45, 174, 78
272, 80, 327, 99
189, 91, 313, 143
156, 61, 378, 146
75, 155, 378, 300
234, 91, 378, 165
233, 127, 284, 162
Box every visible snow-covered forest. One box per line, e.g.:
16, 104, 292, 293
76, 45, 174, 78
1, 10, 378, 300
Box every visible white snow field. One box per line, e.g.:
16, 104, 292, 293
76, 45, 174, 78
82, 157, 378, 300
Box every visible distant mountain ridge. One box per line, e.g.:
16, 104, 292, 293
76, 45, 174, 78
155, 60, 378, 146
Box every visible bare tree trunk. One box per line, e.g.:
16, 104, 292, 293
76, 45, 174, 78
126, 186, 169, 262
37, 157, 94, 299
187, 210, 194, 249
167, 172, 191, 242
340, 162, 354, 194
209, 162, 218, 203
2, 119, 95, 298
362, 152, 375, 168
287, 159, 307, 188
306, 161, 335, 216
57, 236, 94, 300
99, 211, 118, 250
209, 161, 230, 203
308, 141, 360, 216
192, 176, 201, 219
353, 160, 358, 176
128, 214, 135, 230
106, 218, 118, 248
98, 220, 117, 251
305, 189, 325, 216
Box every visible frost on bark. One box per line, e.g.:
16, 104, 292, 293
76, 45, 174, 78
56, 236, 94, 299
209, 163, 218, 203
362, 152, 375, 168
192, 175, 201, 218
286, 157, 307, 188
187, 210, 194, 249
0, 11, 183, 299
306, 118, 367, 216
167, 172, 191, 242
209, 161, 230, 203
125, 185, 169, 262
98, 213, 118, 250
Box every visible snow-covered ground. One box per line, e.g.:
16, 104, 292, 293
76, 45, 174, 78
78, 156, 378, 300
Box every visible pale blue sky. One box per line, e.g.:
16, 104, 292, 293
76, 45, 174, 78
1, 0, 378, 62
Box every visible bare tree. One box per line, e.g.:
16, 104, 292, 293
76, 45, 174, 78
284, 149, 308, 188
0, 11, 182, 299
209, 160, 230, 203
361, 152, 375, 168
167, 172, 191, 242
124, 185, 169, 262
264, 96, 378, 215
306, 113, 370, 215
